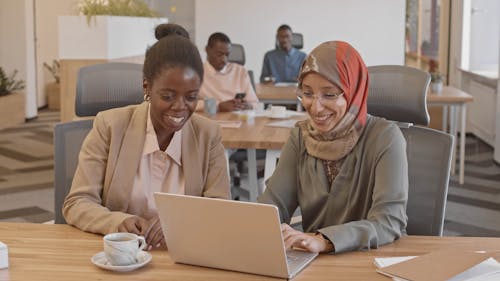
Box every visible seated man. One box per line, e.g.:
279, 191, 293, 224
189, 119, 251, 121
260, 24, 306, 83
199, 32, 258, 112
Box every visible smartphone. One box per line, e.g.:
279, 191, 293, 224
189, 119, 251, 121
234, 93, 246, 100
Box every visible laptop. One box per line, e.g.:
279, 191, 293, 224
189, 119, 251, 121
153, 193, 318, 279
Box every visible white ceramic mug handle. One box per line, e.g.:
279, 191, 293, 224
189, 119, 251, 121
137, 236, 146, 251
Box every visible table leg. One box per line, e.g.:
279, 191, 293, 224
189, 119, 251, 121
246, 149, 258, 202
459, 104, 466, 184
263, 149, 281, 192
224, 149, 230, 178
442, 105, 448, 131
449, 106, 457, 175
297, 101, 303, 112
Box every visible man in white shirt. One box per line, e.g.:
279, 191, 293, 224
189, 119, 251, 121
199, 32, 258, 112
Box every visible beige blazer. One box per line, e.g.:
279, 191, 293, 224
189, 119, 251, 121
63, 102, 230, 234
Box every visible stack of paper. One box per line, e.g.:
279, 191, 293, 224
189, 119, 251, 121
216, 120, 242, 128
374, 251, 500, 281
266, 120, 298, 128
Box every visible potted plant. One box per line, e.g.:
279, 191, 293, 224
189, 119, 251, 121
78, 0, 159, 25
43, 60, 60, 109
428, 59, 444, 94
430, 72, 444, 94
0, 67, 25, 97
59, 0, 166, 60
0, 67, 26, 129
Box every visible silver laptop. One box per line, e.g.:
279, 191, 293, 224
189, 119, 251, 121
153, 193, 318, 279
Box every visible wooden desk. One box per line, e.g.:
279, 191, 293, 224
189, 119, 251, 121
201, 112, 306, 201
1, 223, 500, 280
205, 112, 302, 150
256, 84, 474, 184
255, 83, 297, 104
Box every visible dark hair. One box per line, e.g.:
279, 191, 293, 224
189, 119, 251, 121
277, 24, 292, 33
154, 23, 190, 40
207, 32, 231, 48
143, 27, 203, 84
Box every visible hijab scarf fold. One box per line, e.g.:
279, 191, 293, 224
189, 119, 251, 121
295, 41, 369, 184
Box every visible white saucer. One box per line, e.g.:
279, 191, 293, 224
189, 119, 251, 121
91, 251, 152, 272
269, 114, 289, 119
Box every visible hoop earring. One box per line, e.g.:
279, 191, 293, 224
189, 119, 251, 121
144, 94, 151, 102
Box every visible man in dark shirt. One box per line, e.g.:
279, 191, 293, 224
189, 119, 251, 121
260, 24, 306, 83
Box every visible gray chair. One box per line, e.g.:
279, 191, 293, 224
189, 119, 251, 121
76, 62, 143, 117
368, 65, 453, 236
227, 43, 255, 91
400, 125, 453, 236
367, 65, 431, 126
275, 32, 304, 50
248, 70, 256, 91
54, 119, 93, 224
228, 43, 245, 66
291, 33, 303, 49
55, 62, 144, 223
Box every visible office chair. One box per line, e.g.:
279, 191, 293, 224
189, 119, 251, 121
367, 65, 431, 126
228, 43, 245, 66
291, 33, 303, 49
275, 32, 304, 50
55, 62, 144, 223
76, 62, 144, 117
367, 65, 453, 236
400, 124, 453, 236
290, 65, 453, 236
54, 119, 93, 224
228, 44, 255, 91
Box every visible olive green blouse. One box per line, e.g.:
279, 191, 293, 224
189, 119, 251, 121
258, 115, 408, 253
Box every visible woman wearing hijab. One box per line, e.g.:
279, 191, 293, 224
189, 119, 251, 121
258, 41, 408, 254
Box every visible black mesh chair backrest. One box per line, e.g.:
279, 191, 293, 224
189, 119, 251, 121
76, 62, 144, 117
54, 119, 93, 224
367, 65, 431, 126
228, 43, 245, 65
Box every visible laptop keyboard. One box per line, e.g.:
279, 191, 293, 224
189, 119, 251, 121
286, 250, 315, 272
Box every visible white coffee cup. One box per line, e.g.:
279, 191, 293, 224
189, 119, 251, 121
254, 102, 265, 113
204, 98, 217, 115
103, 232, 146, 266
270, 105, 287, 118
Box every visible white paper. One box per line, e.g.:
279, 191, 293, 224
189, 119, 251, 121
449, 258, 500, 281
374, 256, 500, 281
216, 120, 242, 128
274, 82, 298, 87
0, 241, 8, 269
374, 256, 418, 268
266, 120, 298, 128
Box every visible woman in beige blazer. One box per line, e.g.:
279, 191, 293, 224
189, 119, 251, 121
63, 24, 230, 250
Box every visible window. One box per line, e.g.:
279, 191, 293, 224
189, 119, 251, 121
461, 0, 499, 78
405, 0, 449, 76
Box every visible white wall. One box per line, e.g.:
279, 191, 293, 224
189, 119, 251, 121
0, 1, 27, 79
35, 0, 77, 107
195, 0, 406, 80
469, 0, 499, 72
0, 0, 37, 119
150, 0, 195, 38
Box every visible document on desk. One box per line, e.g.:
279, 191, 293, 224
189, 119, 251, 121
216, 120, 242, 128
266, 120, 298, 128
374, 250, 500, 281
274, 82, 298, 87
